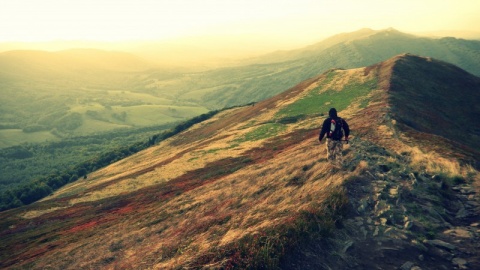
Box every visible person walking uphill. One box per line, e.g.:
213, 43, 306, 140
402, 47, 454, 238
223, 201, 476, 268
319, 108, 350, 166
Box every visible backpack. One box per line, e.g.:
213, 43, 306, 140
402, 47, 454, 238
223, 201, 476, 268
329, 117, 343, 140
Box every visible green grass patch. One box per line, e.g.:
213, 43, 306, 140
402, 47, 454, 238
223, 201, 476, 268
235, 123, 287, 143
239, 120, 257, 130
276, 75, 377, 118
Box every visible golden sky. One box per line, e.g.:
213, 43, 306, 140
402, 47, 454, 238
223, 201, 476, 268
1, 0, 479, 43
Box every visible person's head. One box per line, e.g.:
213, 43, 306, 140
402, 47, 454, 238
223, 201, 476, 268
329, 108, 337, 118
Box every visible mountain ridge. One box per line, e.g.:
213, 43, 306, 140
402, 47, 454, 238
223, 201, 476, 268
188, 28, 480, 109
2, 28, 480, 142
1, 54, 479, 269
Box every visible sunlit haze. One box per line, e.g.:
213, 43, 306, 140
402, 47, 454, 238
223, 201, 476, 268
1, 0, 479, 47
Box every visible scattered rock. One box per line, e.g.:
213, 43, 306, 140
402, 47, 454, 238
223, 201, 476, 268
380, 217, 388, 226
460, 187, 476, 195
452, 186, 462, 191
443, 228, 472, 238
357, 199, 369, 213
424, 239, 456, 251
452, 257, 468, 269
404, 221, 413, 230
342, 240, 354, 253
333, 141, 480, 270
466, 201, 480, 208
421, 205, 448, 224
374, 200, 390, 216
456, 206, 470, 219
412, 239, 428, 252
389, 187, 399, 197
400, 261, 414, 270
354, 217, 364, 226
360, 226, 368, 239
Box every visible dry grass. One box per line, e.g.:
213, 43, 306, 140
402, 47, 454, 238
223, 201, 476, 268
409, 146, 460, 175
147, 136, 349, 268
21, 206, 67, 219
3, 65, 364, 270
320, 68, 369, 93
4, 57, 478, 269
407, 146, 478, 182
14, 120, 351, 269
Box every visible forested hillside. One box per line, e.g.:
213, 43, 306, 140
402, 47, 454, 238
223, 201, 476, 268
0, 110, 220, 211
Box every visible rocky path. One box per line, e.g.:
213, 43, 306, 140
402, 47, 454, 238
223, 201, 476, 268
339, 144, 480, 270
343, 178, 479, 269
281, 140, 480, 270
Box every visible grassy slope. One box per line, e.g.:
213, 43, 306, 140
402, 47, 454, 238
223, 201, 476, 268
388, 54, 480, 150
0, 55, 479, 269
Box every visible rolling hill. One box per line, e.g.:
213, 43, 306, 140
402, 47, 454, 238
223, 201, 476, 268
0, 49, 209, 147
2, 28, 480, 148
1, 54, 479, 269
147, 28, 480, 109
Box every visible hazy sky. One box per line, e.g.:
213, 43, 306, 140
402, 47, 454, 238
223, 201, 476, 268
1, 0, 479, 43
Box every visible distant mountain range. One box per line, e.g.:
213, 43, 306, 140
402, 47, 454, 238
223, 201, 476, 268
1, 54, 479, 269
186, 28, 480, 108
1, 28, 480, 143
110, 28, 480, 110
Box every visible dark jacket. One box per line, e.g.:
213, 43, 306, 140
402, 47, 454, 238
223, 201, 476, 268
319, 117, 350, 141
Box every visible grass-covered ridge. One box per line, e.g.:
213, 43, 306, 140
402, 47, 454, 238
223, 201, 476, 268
1, 55, 479, 269
276, 69, 377, 118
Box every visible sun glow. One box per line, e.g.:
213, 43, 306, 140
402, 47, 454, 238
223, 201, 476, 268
1, 0, 479, 43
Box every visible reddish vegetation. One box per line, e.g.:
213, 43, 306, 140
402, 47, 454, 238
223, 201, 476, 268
65, 220, 99, 234
113, 205, 135, 215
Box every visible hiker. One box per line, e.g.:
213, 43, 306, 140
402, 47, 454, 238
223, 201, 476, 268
318, 108, 350, 165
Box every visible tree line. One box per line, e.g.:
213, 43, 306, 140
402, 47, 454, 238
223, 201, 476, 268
0, 110, 219, 211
